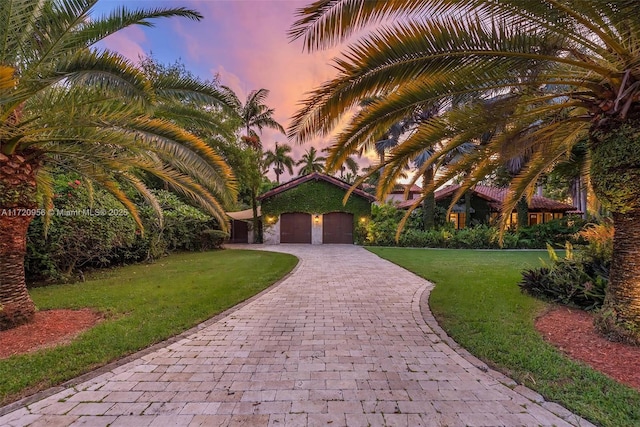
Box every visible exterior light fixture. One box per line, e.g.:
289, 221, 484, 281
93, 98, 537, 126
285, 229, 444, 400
360, 217, 367, 223
314, 215, 320, 223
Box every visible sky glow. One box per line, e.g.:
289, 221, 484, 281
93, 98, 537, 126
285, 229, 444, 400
93, 0, 377, 180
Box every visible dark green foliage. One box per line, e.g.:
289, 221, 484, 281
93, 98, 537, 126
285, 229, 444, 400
519, 247, 609, 311
25, 179, 225, 284
25, 177, 137, 283
517, 216, 588, 248
520, 262, 607, 311
147, 190, 222, 252
590, 120, 640, 213
261, 179, 371, 219
365, 205, 584, 249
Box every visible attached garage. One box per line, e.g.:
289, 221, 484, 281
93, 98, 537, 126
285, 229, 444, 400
258, 173, 374, 245
280, 213, 312, 243
322, 212, 353, 244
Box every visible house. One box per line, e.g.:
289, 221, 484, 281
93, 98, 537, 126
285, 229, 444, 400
257, 173, 375, 244
386, 184, 422, 204
398, 184, 577, 229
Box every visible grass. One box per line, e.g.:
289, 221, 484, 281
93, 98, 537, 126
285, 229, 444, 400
368, 247, 640, 427
0, 249, 297, 406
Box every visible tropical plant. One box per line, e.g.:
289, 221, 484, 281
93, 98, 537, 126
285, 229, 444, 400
322, 146, 358, 180
296, 146, 326, 176
289, 0, 640, 341
225, 88, 285, 150
264, 142, 295, 184
0, 1, 237, 329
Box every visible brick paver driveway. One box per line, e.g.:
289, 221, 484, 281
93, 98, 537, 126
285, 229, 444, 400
1, 245, 594, 427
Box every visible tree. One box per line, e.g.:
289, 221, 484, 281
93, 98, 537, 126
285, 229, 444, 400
264, 142, 295, 184
322, 147, 358, 180
289, 1, 640, 341
296, 147, 326, 176
225, 88, 285, 150
0, 1, 236, 329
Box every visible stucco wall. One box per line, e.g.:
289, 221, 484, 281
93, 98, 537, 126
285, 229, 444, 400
311, 214, 322, 245
263, 218, 280, 245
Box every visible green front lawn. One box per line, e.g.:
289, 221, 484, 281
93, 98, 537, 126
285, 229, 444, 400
0, 249, 297, 406
368, 247, 640, 427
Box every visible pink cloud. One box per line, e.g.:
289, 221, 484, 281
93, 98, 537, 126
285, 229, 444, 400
98, 0, 375, 181
102, 26, 148, 63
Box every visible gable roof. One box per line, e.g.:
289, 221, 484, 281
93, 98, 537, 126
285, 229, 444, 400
390, 184, 422, 194
257, 172, 376, 202
398, 184, 575, 212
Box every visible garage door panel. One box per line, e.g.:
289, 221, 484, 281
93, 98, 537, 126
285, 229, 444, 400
280, 213, 312, 243
323, 212, 354, 244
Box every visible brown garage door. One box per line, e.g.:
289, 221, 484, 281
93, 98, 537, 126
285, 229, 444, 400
323, 212, 354, 244
280, 213, 312, 243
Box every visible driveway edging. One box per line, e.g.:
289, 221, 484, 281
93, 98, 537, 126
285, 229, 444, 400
415, 278, 597, 427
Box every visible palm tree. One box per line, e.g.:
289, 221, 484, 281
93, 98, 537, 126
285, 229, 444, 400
296, 147, 326, 176
322, 147, 358, 180
289, 1, 640, 340
225, 88, 285, 150
264, 142, 295, 184
0, 1, 236, 330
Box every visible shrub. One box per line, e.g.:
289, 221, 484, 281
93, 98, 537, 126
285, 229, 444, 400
26, 182, 225, 284
578, 219, 614, 262
26, 177, 138, 283
517, 216, 588, 248
519, 244, 608, 311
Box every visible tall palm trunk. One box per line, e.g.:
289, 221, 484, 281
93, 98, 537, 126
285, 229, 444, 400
250, 188, 262, 244
590, 121, 640, 340
516, 197, 528, 229
0, 152, 40, 329
464, 190, 472, 226
422, 168, 435, 230
605, 211, 640, 330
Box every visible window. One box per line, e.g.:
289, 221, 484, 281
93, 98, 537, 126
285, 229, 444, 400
529, 213, 541, 226
449, 213, 466, 229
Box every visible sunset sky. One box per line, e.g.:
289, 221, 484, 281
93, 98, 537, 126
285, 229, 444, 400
94, 0, 375, 180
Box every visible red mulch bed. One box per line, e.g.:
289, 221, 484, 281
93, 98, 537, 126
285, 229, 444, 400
536, 306, 640, 391
0, 309, 102, 359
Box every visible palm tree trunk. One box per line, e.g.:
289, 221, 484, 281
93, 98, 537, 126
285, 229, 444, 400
250, 188, 262, 244
517, 197, 528, 229
422, 168, 435, 230
601, 211, 640, 340
0, 152, 39, 330
465, 190, 472, 226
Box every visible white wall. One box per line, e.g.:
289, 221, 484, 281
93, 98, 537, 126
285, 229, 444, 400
311, 214, 322, 245
263, 217, 280, 244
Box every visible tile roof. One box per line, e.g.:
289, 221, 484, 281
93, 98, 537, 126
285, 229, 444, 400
257, 172, 376, 202
397, 184, 575, 212
390, 184, 422, 194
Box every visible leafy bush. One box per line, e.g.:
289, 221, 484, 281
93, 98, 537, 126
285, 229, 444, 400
578, 220, 614, 262
519, 244, 608, 311
26, 177, 138, 283
517, 216, 588, 248
26, 181, 225, 284
364, 205, 589, 249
